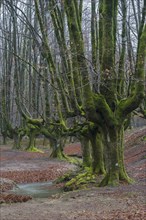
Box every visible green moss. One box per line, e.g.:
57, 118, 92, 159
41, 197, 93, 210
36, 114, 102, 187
27, 123, 37, 130
50, 148, 65, 159
99, 172, 119, 187
80, 136, 92, 168
54, 172, 73, 184
27, 147, 44, 153
90, 132, 106, 175
27, 118, 43, 126
65, 156, 82, 165
78, 105, 85, 116
89, 122, 96, 130
80, 125, 89, 135
64, 170, 96, 191
142, 136, 146, 141
94, 94, 116, 127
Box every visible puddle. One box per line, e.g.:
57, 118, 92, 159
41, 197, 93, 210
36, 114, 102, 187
10, 181, 63, 198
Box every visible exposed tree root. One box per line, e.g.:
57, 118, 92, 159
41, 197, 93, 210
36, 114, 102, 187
50, 149, 82, 165
99, 172, 134, 187
99, 173, 119, 187
64, 169, 96, 191
26, 147, 44, 153
55, 167, 96, 191
64, 155, 82, 166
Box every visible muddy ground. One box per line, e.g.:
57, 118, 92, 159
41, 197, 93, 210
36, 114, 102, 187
0, 127, 146, 220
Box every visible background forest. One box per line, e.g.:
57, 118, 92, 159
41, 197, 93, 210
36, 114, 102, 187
0, 0, 146, 187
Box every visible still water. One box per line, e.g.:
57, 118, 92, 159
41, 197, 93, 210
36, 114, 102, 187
11, 181, 63, 198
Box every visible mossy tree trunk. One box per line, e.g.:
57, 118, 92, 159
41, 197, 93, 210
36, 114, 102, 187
100, 127, 119, 186
97, 1, 145, 186
80, 136, 92, 168
50, 137, 66, 159
26, 130, 36, 151
2, 132, 7, 145
117, 125, 131, 181
100, 124, 133, 186
117, 0, 127, 96
13, 132, 21, 149
90, 130, 105, 175
91, 0, 98, 70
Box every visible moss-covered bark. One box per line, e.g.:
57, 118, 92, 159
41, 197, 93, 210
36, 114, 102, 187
91, 0, 98, 70
13, 133, 21, 149
80, 136, 91, 167
100, 127, 119, 186
26, 131, 36, 151
50, 138, 66, 159
100, 125, 132, 186
12, 128, 26, 149
117, 126, 132, 182
90, 131, 105, 174
100, 0, 118, 109
2, 132, 7, 145
64, 0, 97, 122
117, 0, 127, 96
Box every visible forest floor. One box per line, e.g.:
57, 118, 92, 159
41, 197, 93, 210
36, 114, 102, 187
0, 127, 146, 220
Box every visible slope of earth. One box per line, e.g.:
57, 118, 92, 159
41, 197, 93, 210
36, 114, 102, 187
0, 127, 146, 220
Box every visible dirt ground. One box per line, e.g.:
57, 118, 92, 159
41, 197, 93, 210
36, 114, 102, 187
0, 127, 146, 220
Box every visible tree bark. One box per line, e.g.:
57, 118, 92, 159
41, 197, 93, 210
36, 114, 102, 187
13, 132, 21, 149
80, 136, 91, 168
50, 138, 66, 159
90, 131, 105, 174
26, 131, 36, 151
100, 125, 132, 186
